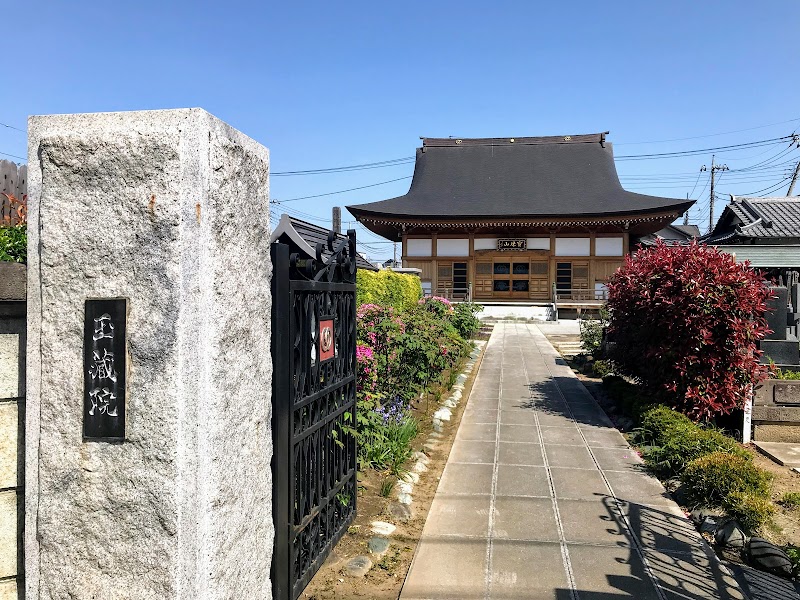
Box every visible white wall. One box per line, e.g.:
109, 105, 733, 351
406, 239, 432, 256
436, 238, 469, 256
554, 238, 590, 256
595, 237, 623, 256
526, 238, 550, 250
474, 238, 497, 251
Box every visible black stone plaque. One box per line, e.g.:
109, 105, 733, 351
83, 299, 126, 440
498, 238, 527, 251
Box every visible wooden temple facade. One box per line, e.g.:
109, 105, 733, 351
347, 134, 694, 304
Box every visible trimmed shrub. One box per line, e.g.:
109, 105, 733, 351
681, 451, 772, 509
579, 306, 609, 356
451, 302, 483, 339
636, 405, 691, 445
726, 492, 775, 532
603, 375, 653, 422
636, 405, 750, 476
592, 359, 615, 379
356, 269, 421, 311
606, 240, 772, 420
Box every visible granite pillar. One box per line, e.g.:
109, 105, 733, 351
26, 109, 273, 599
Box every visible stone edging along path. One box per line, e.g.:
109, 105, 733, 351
343, 340, 488, 579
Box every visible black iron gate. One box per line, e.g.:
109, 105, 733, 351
271, 230, 358, 600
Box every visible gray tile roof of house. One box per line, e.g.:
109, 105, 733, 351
710, 197, 800, 240
270, 214, 378, 271
347, 134, 694, 221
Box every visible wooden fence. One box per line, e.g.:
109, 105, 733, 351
0, 160, 27, 225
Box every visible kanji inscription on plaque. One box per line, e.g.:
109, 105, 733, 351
83, 299, 126, 440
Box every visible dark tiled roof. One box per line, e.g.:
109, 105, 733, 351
347, 134, 693, 221
637, 223, 700, 246
673, 224, 701, 237
270, 214, 378, 271
710, 197, 800, 240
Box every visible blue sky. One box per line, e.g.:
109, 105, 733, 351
3, 1, 799, 260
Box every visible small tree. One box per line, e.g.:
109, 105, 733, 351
606, 240, 772, 421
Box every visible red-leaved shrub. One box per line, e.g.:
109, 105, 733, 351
606, 241, 772, 420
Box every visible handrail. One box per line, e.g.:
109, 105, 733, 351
554, 288, 608, 301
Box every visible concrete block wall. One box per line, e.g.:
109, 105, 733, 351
0, 264, 26, 598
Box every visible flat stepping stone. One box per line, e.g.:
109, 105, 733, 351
423, 442, 439, 454
412, 451, 430, 464
345, 555, 373, 577
370, 521, 396, 536
388, 501, 413, 521
368, 537, 391, 558
400, 472, 420, 484
397, 481, 413, 494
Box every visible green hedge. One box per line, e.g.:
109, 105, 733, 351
681, 452, 774, 531
356, 269, 421, 311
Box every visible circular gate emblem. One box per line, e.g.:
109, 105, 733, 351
320, 326, 333, 353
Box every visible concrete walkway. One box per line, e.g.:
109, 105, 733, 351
401, 322, 746, 600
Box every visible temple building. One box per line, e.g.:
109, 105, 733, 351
347, 133, 694, 305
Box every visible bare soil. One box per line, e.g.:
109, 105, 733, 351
301, 340, 486, 600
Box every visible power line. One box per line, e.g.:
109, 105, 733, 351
270, 176, 412, 204
0, 150, 25, 160
615, 136, 790, 161
0, 121, 25, 133
737, 176, 794, 197
272, 157, 414, 176
614, 116, 800, 145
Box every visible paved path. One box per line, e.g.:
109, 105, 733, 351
401, 322, 746, 600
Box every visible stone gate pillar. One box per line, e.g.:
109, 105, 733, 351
26, 109, 273, 599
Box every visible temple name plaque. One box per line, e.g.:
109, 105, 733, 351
83, 299, 127, 440
498, 238, 527, 251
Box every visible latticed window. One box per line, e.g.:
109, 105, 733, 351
531, 261, 548, 275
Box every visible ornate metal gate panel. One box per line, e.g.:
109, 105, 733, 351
271, 231, 358, 600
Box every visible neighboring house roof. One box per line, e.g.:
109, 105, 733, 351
672, 224, 701, 237
707, 197, 800, 242
347, 134, 694, 231
270, 214, 378, 271
635, 223, 700, 246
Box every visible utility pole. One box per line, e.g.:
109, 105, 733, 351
393, 242, 397, 266
788, 161, 800, 196
700, 154, 728, 234
332, 206, 341, 234
683, 194, 689, 225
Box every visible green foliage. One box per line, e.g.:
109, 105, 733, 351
780, 492, 800, 509
785, 546, 800, 577
355, 407, 419, 475
451, 302, 483, 340
380, 477, 396, 498
772, 367, 800, 380
636, 406, 750, 477
681, 451, 772, 511
357, 269, 421, 311
592, 359, 615, 378
0, 225, 26, 263
726, 491, 775, 532
603, 375, 654, 423
579, 306, 609, 356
